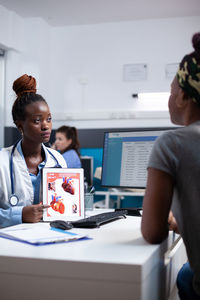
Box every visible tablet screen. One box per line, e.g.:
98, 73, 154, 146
42, 168, 85, 221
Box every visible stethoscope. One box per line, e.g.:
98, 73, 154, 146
9, 141, 62, 206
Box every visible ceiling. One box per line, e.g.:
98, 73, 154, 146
0, 0, 199, 27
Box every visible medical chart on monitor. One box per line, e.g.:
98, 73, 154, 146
101, 130, 169, 188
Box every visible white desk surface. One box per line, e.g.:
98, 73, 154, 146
0, 209, 172, 277
0, 209, 181, 300
95, 189, 145, 196
95, 190, 145, 208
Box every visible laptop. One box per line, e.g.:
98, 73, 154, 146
42, 168, 85, 222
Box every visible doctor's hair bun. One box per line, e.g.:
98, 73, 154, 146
192, 32, 200, 56
12, 74, 47, 123
13, 74, 37, 97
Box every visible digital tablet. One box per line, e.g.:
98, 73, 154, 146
42, 168, 85, 222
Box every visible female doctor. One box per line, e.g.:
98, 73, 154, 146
0, 74, 66, 228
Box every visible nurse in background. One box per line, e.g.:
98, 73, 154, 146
53, 126, 82, 168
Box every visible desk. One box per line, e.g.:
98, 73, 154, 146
0, 209, 186, 300
95, 189, 145, 208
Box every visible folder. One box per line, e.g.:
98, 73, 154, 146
0, 223, 89, 246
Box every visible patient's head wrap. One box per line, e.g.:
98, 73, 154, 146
176, 33, 200, 104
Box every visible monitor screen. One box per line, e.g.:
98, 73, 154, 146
101, 128, 174, 189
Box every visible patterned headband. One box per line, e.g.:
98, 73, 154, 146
176, 54, 200, 104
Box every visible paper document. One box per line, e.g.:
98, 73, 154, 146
0, 223, 88, 245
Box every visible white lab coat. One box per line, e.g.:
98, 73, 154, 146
0, 144, 67, 228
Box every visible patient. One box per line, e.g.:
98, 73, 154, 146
141, 32, 200, 299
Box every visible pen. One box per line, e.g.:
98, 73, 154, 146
89, 186, 95, 194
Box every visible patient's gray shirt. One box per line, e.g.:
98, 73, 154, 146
148, 120, 200, 295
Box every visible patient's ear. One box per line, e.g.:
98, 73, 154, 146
175, 89, 187, 108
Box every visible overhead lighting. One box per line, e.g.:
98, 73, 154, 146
138, 92, 170, 101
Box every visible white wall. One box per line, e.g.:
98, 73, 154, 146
52, 18, 193, 105
0, 4, 52, 127
0, 56, 5, 146
0, 5, 24, 133
50, 16, 200, 129
0, 3, 200, 129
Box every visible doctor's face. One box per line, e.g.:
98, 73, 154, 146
20, 101, 52, 144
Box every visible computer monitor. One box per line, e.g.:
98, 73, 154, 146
80, 156, 94, 187
101, 128, 175, 189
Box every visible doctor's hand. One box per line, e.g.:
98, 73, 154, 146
22, 203, 50, 223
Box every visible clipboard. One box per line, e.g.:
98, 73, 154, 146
0, 223, 88, 246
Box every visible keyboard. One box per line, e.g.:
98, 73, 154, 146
71, 210, 128, 228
